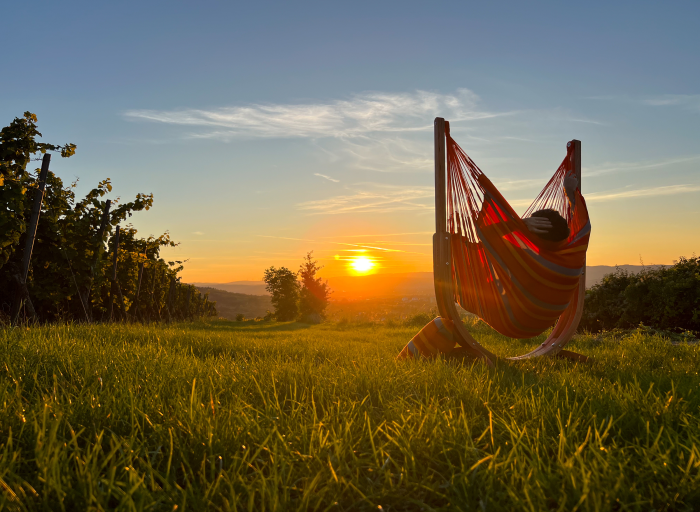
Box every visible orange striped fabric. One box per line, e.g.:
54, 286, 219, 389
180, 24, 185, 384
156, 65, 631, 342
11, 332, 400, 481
447, 132, 591, 339
396, 317, 458, 360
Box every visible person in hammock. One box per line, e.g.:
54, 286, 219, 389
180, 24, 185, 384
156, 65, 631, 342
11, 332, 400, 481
522, 175, 579, 242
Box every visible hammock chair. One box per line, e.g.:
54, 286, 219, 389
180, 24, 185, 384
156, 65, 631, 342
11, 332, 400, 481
400, 118, 591, 366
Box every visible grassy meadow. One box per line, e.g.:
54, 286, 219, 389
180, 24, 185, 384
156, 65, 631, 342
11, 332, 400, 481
1, 319, 699, 511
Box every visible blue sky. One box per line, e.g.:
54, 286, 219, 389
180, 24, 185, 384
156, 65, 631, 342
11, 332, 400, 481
3, 0, 698, 280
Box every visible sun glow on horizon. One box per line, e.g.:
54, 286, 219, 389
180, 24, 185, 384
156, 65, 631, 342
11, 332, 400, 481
350, 255, 375, 274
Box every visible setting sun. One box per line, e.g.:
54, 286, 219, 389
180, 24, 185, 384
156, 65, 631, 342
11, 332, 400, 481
350, 256, 374, 273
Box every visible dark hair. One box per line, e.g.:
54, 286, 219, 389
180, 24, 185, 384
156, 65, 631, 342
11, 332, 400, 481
529, 209, 569, 242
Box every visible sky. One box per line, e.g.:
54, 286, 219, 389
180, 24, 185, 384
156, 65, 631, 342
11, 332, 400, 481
2, 0, 699, 282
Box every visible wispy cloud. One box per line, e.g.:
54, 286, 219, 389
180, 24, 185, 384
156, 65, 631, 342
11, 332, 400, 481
192, 231, 204, 235
588, 94, 700, 113
586, 184, 700, 202
257, 235, 317, 242
297, 183, 433, 215
314, 173, 339, 183
585, 155, 700, 177
124, 89, 509, 140
641, 94, 700, 111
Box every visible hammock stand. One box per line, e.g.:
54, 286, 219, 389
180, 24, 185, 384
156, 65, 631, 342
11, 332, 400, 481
432, 117, 588, 366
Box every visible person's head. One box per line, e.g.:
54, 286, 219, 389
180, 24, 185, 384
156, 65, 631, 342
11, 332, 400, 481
529, 209, 569, 242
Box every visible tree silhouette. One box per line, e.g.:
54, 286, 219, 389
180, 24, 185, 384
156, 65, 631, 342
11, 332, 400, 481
263, 266, 299, 321
298, 251, 331, 322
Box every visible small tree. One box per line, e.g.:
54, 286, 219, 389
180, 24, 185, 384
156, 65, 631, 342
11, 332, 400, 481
263, 266, 299, 321
298, 251, 331, 322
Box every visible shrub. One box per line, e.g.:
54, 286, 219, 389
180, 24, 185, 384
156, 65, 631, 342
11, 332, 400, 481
581, 257, 700, 333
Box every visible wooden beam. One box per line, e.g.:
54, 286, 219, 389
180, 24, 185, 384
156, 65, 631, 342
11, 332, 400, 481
572, 139, 581, 188
571, 139, 585, 291
433, 118, 449, 319
432, 118, 496, 365
434, 118, 446, 233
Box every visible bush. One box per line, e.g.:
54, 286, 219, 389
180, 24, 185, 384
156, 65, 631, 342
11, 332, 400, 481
581, 257, 700, 333
235, 314, 245, 322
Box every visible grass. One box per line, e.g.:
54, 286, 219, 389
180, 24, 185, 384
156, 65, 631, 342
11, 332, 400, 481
1, 319, 699, 511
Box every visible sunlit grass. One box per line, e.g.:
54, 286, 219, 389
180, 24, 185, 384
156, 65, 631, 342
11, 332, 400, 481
1, 320, 699, 510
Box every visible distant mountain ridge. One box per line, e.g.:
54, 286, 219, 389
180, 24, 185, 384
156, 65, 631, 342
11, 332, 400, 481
191, 281, 268, 296
191, 265, 658, 300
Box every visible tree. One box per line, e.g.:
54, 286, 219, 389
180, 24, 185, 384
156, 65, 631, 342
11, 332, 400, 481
263, 266, 299, 321
298, 251, 331, 322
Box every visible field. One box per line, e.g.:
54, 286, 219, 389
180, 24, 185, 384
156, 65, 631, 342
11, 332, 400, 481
1, 320, 699, 511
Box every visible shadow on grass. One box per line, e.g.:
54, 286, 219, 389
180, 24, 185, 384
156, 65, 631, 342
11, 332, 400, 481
184, 319, 313, 333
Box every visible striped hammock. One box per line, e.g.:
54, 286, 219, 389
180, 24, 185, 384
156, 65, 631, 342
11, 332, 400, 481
446, 125, 590, 342
399, 120, 591, 364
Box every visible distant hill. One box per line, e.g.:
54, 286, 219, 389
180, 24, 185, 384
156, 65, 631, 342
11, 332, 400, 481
192, 281, 268, 296
585, 265, 661, 288
197, 287, 271, 320
193, 265, 659, 303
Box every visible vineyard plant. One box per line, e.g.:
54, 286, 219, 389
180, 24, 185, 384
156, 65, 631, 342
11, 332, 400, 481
0, 113, 216, 323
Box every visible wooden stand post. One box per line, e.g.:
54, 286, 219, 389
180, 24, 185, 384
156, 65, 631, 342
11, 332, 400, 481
433, 118, 496, 365
555, 139, 589, 363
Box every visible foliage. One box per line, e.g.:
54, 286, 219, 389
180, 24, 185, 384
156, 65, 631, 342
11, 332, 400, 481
0, 112, 75, 269
581, 256, 700, 333
298, 251, 331, 321
0, 321, 699, 510
0, 112, 216, 322
263, 266, 299, 321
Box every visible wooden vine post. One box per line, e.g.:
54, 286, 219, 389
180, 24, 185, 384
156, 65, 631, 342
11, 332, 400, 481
108, 225, 129, 321
165, 276, 175, 323
21, 154, 51, 281
132, 259, 145, 321
11, 154, 51, 323
81, 199, 111, 319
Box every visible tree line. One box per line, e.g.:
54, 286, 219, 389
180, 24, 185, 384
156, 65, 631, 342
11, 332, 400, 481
262, 252, 331, 322
0, 112, 216, 323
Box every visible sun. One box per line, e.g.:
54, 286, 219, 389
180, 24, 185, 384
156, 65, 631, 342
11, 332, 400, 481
350, 256, 374, 273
